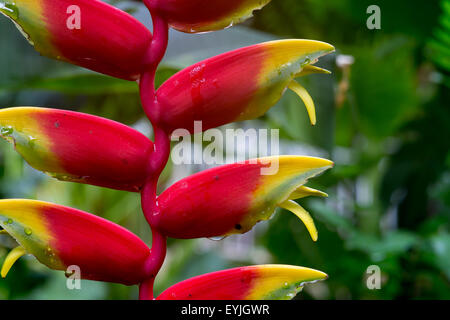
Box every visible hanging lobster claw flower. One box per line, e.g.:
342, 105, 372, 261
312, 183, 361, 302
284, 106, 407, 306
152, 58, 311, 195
0, 0, 151, 80
157, 265, 327, 300
0, 107, 153, 192
155, 156, 333, 240
147, 0, 271, 33
155, 40, 335, 134
0, 199, 151, 285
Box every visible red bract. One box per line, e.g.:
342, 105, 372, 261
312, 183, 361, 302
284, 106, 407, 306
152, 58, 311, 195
0, 0, 151, 80
147, 0, 271, 33
154, 40, 334, 134
158, 265, 327, 300
0, 107, 153, 191
0, 200, 151, 285
154, 156, 333, 239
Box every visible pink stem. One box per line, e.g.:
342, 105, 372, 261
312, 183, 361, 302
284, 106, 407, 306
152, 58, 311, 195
139, 226, 167, 300
139, 277, 155, 300
137, 9, 170, 301
138, 9, 170, 175
144, 6, 169, 69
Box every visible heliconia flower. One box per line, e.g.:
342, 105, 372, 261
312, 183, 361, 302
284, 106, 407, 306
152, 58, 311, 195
0, 199, 151, 285
157, 265, 327, 300
147, 0, 271, 33
0, 0, 151, 80
155, 40, 335, 135
0, 107, 153, 192
154, 156, 333, 240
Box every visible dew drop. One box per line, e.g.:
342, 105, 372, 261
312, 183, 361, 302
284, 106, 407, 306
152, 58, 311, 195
301, 58, 311, 67
0, 1, 19, 20
28, 136, 36, 148
45, 247, 55, 257
208, 235, 226, 241
24, 228, 32, 236
0, 126, 13, 136
5, 218, 13, 224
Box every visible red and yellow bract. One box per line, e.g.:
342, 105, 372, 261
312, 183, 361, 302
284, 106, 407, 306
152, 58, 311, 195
147, 0, 271, 33
155, 40, 334, 134
157, 265, 327, 300
0, 0, 151, 80
0, 107, 154, 191
0, 199, 151, 285
155, 156, 333, 239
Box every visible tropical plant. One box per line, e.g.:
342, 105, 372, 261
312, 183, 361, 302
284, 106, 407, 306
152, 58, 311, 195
0, 0, 336, 299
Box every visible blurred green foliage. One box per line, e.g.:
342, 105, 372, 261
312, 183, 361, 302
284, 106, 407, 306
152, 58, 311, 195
0, 0, 448, 299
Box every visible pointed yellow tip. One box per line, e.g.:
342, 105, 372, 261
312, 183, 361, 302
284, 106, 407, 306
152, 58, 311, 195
288, 80, 316, 126
296, 65, 332, 77
1, 246, 26, 278
279, 39, 335, 55
276, 155, 334, 172
312, 41, 335, 54
259, 265, 328, 283
289, 186, 328, 200
279, 200, 318, 242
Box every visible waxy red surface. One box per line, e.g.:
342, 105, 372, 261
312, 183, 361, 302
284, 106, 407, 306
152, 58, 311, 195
158, 266, 257, 300
149, 0, 248, 28
156, 161, 267, 238
36, 109, 154, 191
42, 204, 150, 285
156, 44, 265, 134
43, 0, 151, 80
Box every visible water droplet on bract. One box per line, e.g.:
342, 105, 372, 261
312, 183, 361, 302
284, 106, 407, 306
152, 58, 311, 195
0, 1, 19, 20
6, 218, 13, 224
28, 136, 36, 148
284, 282, 289, 287
0, 126, 13, 136
24, 228, 32, 236
208, 235, 226, 241
301, 58, 311, 67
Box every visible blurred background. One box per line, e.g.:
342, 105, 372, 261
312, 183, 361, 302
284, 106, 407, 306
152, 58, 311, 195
0, 0, 449, 299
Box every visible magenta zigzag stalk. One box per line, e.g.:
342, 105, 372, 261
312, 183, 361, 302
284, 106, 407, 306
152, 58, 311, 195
0, 0, 336, 300
138, 7, 170, 300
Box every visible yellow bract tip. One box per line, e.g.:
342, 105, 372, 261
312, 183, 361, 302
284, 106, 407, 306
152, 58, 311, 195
290, 186, 328, 200
279, 200, 318, 241
1, 246, 27, 278
296, 65, 332, 77
288, 80, 316, 126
